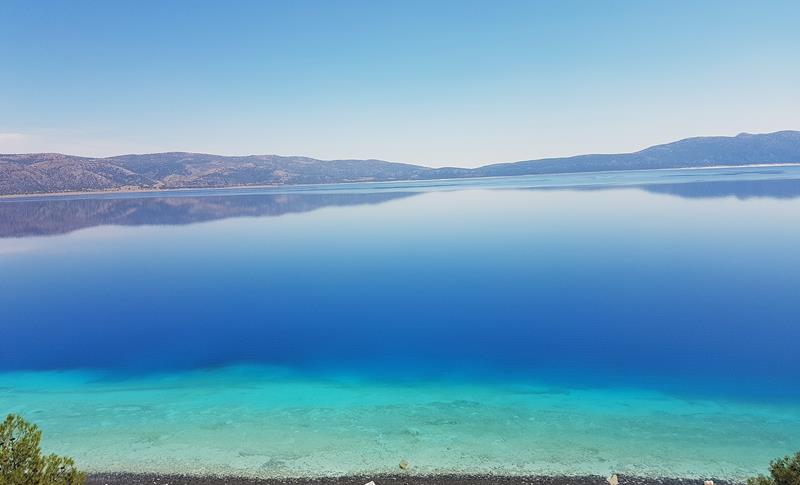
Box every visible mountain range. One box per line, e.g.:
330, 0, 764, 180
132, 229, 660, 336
1, 130, 799, 196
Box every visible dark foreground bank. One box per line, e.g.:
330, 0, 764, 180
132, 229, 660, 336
86, 474, 740, 485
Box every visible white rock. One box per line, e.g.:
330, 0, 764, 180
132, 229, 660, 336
607, 474, 619, 485
365, 482, 376, 485
705, 481, 714, 485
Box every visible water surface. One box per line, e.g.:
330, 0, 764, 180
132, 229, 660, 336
1, 167, 799, 478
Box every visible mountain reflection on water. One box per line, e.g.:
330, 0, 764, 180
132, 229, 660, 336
640, 178, 800, 199
0, 191, 418, 238
1, 170, 800, 238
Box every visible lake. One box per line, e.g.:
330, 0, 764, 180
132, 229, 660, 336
1, 167, 799, 479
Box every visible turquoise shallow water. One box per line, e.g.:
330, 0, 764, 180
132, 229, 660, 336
2, 167, 800, 479
2, 366, 799, 479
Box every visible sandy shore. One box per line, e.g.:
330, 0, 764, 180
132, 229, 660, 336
85, 474, 740, 485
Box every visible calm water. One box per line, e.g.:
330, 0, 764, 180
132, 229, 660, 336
1, 167, 800, 479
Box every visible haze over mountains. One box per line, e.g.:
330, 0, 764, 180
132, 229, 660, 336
1, 131, 799, 196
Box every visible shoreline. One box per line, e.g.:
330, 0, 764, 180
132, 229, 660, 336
85, 474, 742, 485
2, 163, 799, 200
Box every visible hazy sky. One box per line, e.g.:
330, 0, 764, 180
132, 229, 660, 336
1, 0, 799, 167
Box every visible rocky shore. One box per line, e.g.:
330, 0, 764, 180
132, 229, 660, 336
86, 474, 740, 485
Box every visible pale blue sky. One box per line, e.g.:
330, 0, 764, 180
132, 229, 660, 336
1, 0, 798, 167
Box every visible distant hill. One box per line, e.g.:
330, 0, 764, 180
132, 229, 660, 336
473, 130, 800, 177
1, 131, 799, 195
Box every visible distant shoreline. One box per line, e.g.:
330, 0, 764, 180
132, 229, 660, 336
4, 130, 800, 198
2, 163, 799, 200
85, 473, 742, 485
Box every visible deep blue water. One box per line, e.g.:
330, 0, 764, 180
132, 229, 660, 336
2, 168, 800, 399
1, 167, 800, 477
